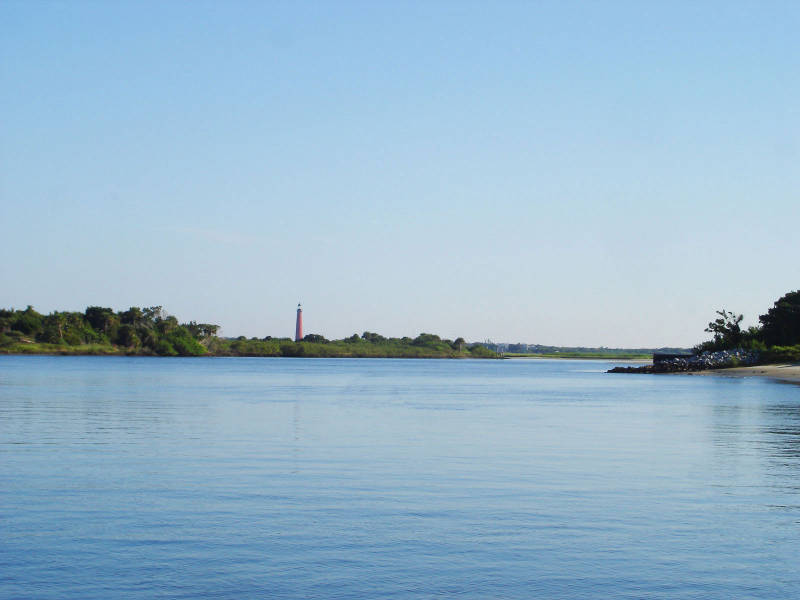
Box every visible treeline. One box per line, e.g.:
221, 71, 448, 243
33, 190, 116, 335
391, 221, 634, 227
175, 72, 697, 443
0, 306, 497, 359
213, 331, 497, 358
697, 290, 800, 362
0, 305, 216, 356
491, 343, 689, 356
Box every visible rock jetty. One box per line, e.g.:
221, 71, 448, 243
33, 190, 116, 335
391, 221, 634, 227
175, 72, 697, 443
608, 349, 760, 374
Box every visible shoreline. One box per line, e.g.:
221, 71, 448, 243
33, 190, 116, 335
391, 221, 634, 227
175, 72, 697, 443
683, 363, 800, 384
0, 351, 497, 360
507, 355, 652, 361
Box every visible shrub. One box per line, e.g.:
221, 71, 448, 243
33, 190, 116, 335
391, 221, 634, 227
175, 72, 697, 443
468, 344, 497, 358
155, 340, 178, 356
63, 331, 84, 346
14, 311, 43, 335
116, 324, 140, 348
741, 338, 767, 352
165, 329, 206, 356
762, 345, 800, 363
280, 342, 301, 357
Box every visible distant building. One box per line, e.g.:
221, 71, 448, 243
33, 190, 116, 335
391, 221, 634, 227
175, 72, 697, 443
295, 303, 303, 342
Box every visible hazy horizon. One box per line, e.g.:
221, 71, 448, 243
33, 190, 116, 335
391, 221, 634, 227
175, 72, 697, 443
2, 2, 798, 346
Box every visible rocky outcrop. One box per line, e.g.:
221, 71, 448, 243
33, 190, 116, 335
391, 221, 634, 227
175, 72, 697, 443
608, 349, 760, 374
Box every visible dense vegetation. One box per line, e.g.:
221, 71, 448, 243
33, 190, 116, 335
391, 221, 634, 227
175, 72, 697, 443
212, 331, 495, 359
696, 290, 800, 362
0, 306, 215, 356
505, 351, 654, 360
0, 306, 497, 359
489, 343, 688, 356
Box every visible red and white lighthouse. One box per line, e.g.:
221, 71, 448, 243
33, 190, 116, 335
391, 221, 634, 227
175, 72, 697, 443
295, 303, 303, 342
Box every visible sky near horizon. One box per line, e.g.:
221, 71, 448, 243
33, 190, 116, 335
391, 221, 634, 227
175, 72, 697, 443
1, 1, 798, 347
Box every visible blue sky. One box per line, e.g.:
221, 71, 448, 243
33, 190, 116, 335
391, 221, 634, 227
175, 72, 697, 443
2, 1, 798, 346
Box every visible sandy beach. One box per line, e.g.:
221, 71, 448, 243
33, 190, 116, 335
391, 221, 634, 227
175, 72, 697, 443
689, 363, 800, 384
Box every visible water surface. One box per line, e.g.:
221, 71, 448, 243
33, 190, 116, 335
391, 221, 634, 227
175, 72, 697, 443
1, 356, 799, 598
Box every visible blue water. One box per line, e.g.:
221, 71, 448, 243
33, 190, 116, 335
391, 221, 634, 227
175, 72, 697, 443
1, 356, 799, 599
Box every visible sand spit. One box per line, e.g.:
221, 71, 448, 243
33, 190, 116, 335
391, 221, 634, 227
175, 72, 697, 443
688, 363, 800, 384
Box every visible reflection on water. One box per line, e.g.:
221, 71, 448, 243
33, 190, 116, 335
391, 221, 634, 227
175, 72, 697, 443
1, 356, 799, 599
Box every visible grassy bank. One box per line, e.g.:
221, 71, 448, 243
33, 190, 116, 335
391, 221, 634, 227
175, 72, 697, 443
0, 342, 125, 355
202, 335, 497, 358
0, 340, 495, 359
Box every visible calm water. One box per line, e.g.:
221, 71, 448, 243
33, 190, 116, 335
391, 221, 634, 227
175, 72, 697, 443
1, 356, 799, 599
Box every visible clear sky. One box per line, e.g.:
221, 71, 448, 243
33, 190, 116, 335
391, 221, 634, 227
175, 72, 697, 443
2, 1, 798, 347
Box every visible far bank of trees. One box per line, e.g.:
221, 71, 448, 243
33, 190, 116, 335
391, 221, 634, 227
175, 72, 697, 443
212, 331, 495, 359
697, 290, 800, 362
0, 306, 497, 359
0, 305, 215, 356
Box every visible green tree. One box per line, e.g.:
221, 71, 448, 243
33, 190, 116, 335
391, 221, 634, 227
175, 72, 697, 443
143, 306, 164, 322
14, 306, 44, 335
38, 312, 68, 344
85, 306, 116, 334
0, 310, 13, 335
200, 324, 219, 338
156, 315, 179, 335
139, 329, 158, 349
155, 339, 178, 356
703, 309, 744, 349
164, 327, 206, 355
413, 333, 441, 346
759, 290, 800, 346
121, 307, 143, 326
361, 331, 387, 343
117, 324, 140, 348
184, 321, 202, 337
468, 343, 497, 358
303, 333, 328, 343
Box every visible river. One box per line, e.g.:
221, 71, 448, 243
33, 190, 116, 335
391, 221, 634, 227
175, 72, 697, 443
1, 356, 798, 598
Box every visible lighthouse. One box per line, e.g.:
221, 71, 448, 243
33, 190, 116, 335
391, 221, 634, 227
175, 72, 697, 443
295, 303, 303, 342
